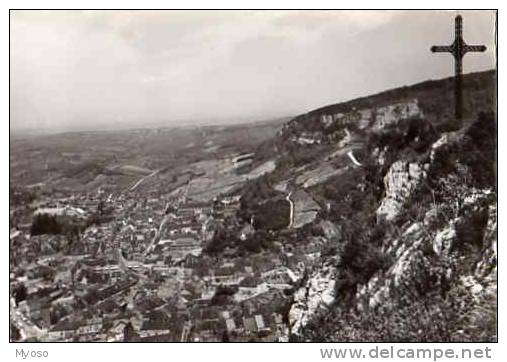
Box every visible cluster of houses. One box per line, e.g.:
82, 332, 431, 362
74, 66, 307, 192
11, 153, 334, 343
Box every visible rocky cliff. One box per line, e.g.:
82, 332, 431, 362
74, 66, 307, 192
250, 70, 496, 342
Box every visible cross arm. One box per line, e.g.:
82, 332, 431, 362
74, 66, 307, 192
431, 45, 454, 53
463, 44, 487, 53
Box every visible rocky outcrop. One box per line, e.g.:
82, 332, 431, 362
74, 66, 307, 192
474, 203, 497, 295
429, 131, 462, 164
372, 99, 423, 132
376, 161, 427, 222
289, 264, 337, 336
288, 220, 342, 337
359, 185, 496, 315
356, 222, 432, 311
433, 224, 457, 256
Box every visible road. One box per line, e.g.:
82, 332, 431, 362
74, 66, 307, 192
346, 150, 363, 167
286, 192, 295, 229
129, 169, 159, 192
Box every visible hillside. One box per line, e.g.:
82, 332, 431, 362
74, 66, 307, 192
289, 70, 495, 132
10, 70, 496, 342
234, 70, 497, 341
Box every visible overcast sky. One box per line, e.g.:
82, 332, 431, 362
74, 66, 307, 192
10, 10, 496, 132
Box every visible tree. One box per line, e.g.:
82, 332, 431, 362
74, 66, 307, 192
123, 322, 136, 342
30, 214, 61, 235
13, 283, 27, 305
10, 324, 21, 341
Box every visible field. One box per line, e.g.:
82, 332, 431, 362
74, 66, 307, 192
10, 120, 285, 197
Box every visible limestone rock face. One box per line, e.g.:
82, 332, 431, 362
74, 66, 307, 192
372, 99, 423, 132
376, 161, 427, 222
356, 222, 432, 311
474, 204, 497, 294
429, 131, 462, 163
433, 225, 457, 255
358, 186, 496, 316
289, 265, 337, 336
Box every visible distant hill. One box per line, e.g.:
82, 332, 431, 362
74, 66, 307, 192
288, 70, 495, 132
9, 117, 287, 193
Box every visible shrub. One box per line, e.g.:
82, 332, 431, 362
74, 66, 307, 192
30, 214, 62, 235
304, 285, 496, 342
252, 199, 290, 231
462, 111, 496, 188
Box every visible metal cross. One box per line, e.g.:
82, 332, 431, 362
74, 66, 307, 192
431, 15, 487, 120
